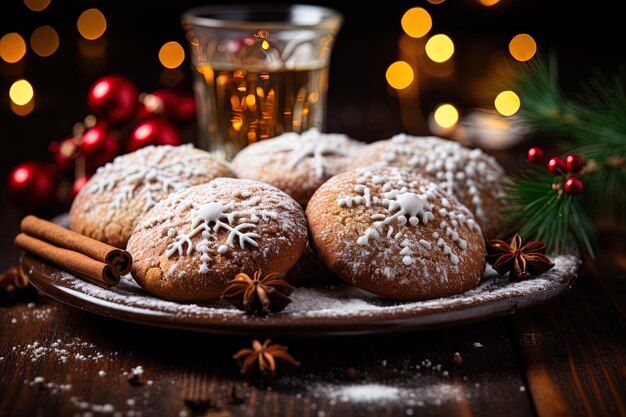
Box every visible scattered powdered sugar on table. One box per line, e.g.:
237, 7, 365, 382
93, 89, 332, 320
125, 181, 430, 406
327, 384, 401, 402
49, 254, 579, 321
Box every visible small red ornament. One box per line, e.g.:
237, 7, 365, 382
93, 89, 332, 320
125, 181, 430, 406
80, 124, 119, 172
7, 162, 58, 212
527, 147, 544, 163
87, 75, 139, 126
175, 94, 196, 123
49, 138, 78, 173
527, 146, 543, 164
566, 154, 583, 173
564, 177, 583, 195
136, 90, 196, 124
547, 156, 567, 174
127, 119, 181, 152
71, 176, 91, 198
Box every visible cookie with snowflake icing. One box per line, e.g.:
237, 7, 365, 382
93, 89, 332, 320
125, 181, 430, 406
350, 134, 507, 239
231, 128, 364, 205
127, 178, 308, 301
69, 144, 234, 248
306, 167, 486, 301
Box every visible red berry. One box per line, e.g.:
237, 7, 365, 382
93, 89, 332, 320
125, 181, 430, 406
547, 156, 567, 174
566, 154, 583, 173
7, 162, 58, 212
564, 177, 583, 195
127, 119, 181, 152
80, 124, 119, 172
175, 95, 196, 123
527, 147, 544, 163
87, 75, 139, 125
72, 176, 91, 198
49, 138, 78, 173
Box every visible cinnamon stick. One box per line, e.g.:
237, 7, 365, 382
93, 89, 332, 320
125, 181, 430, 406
20, 215, 132, 275
15, 233, 119, 288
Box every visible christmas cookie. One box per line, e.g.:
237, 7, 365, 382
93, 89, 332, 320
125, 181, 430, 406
350, 134, 506, 238
69, 144, 234, 248
231, 128, 364, 205
127, 178, 308, 301
306, 167, 486, 301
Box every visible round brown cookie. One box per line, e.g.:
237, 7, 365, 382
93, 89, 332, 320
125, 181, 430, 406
128, 178, 308, 301
285, 242, 340, 287
306, 166, 486, 301
231, 128, 364, 205
70, 144, 234, 248
350, 134, 506, 239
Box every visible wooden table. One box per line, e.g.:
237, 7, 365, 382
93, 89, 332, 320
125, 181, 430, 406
1, 208, 625, 417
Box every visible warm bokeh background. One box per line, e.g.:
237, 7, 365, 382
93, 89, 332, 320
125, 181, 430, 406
1, 0, 623, 215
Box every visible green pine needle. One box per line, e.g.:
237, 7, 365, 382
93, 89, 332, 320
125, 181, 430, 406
504, 166, 595, 257
502, 54, 626, 257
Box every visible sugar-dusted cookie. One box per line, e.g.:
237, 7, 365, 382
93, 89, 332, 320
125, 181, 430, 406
306, 167, 486, 301
70, 145, 234, 248
350, 134, 506, 238
231, 128, 364, 205
128, 178, 308, 301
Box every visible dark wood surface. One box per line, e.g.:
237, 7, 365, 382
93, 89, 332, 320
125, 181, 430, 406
1, 209, 625, 417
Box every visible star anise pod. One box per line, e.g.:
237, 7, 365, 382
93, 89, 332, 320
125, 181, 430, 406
486, 233, 554, 280
0, 267, 36, 306
233, 339, 300, 382
221, 270, 294, 314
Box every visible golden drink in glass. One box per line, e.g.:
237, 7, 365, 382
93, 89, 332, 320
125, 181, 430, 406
182, 5, 342, 160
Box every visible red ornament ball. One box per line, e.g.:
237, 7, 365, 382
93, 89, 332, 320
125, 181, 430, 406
49, 137, 78, 173
71, 176, 91, 198
564, 177, 584, 195
566, 154, 584, 173
7, 162, 58, 212
547, 156, 567, 174
175, 94, 196, 123
136, 90, 196, 124
527, 147, 544, 163
127, 119, 181, 152
80, 124, 119, 172
87, 75, 139, 126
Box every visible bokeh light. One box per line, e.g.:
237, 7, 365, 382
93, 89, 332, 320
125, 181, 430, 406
77, 9, 107, 40
11, 99, 35, 116
427, 0, 446, 4
509, 34, 537, 62
24, 0, 51, 12
30, 26, 59, 57
494, 90, 521, 116
158, 41, 185, 69
0, 33, 27, 63
425, 34, 454, 63
10, 79, 34, 106
479, 0, 501, 6
386, 61, 414, 90
434, 103, 459, 128
261, 40, 270, 50
401, 8, 432, 39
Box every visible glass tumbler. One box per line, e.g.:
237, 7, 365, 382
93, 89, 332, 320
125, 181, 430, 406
181, 4, 343, 160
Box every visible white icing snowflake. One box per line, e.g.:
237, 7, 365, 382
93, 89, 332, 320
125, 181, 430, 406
338, 169, 479, 266
164, 196, 264, 273
86, 145, 212, 211
377, 135, 504, 223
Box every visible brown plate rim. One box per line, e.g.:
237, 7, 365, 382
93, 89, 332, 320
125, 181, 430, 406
21, 253, 580, 337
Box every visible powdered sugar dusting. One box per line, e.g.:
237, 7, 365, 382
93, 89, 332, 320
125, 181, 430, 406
351, 135, 506, 238
85, 144, 229, 211
46, 254, 579, 324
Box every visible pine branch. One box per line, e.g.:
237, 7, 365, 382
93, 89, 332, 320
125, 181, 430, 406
504, 166, 595, 257
505, 54, 626, 243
